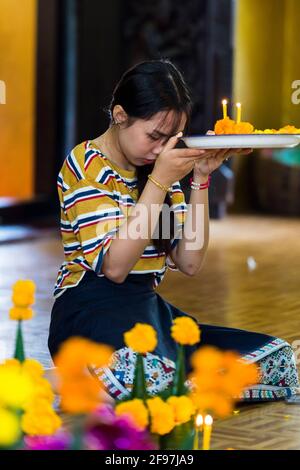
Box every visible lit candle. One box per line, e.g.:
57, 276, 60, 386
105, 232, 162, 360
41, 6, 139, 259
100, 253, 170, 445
236, 102, 242, 124
202, 414, 213, 451
193, 414, 203, 450
222, 99, 228, 119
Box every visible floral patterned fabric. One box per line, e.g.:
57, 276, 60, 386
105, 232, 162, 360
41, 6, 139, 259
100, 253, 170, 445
91, 340, 300, 402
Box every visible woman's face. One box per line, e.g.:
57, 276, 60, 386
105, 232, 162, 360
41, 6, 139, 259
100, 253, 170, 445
117, 110, 187, 167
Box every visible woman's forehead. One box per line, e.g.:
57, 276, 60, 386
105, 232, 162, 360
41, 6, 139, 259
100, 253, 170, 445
145, 110, 186, 135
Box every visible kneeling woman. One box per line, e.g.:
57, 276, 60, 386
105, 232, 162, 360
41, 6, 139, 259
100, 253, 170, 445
48, 59, 299, 401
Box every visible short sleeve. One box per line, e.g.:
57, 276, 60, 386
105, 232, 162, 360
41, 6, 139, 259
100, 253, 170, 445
63, 179, 125, 274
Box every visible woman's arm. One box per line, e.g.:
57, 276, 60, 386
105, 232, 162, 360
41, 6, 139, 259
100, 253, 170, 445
101, 135, 214, 283
168, 173, 209, 276
101, 172, 169, 283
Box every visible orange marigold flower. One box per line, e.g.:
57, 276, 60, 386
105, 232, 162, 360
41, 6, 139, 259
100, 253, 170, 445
115, 399, 149, 430
214, 117, 236, 134
54, 337, 113, 376
233, 122, 254, 134
59, 377, 104, 414
166, 396, 196, 424
189, 346, 259, 418
54, 337, 114, 414
171, 317, 201, 346
146, 397, 175, 435
21, 399, 62, 436
124, 323, 157, 354
221, 352, 259, 396
9, 307, 34, 321
11, 280, 35, 308
190, 346, 224, 372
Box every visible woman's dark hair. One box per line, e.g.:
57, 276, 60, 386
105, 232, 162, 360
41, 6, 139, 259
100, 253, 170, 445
108, 59, 193, 255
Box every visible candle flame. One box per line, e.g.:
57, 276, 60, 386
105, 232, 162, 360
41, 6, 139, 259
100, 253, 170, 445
196, 414, 203, 426
204, 414, 213, 426
236, 102, 241, 108
222, 99, 228, 105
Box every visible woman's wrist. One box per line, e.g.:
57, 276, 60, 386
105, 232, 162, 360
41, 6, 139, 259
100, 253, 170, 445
192, 170, 210, 184
150, 169, 173, 189
190, 174, 211, 191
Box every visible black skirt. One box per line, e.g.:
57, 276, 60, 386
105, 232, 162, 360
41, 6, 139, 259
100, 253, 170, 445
48, 271, 276, 374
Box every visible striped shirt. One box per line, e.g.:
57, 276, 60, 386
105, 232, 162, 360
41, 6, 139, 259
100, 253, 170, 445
54, 140, 187, 298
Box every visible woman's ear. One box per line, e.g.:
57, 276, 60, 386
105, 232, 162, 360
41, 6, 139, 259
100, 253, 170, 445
113, 105, 128, 127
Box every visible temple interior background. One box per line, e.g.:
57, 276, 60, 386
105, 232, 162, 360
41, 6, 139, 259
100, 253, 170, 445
1, 0, 300, 450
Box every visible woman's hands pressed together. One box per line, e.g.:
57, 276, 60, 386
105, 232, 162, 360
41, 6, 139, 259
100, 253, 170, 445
151, 130, 253, 185
193, 147, 253, 178
151, 132, 214, 187
193, 131, 253, 179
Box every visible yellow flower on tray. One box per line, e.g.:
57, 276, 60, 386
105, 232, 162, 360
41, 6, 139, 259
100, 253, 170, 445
124, 323, 158, 354
214, 117, 236, 134
233, 122, 254, 134
0, 408, 21, 447
21, 399, 62, 436
166, 396, 195, 425
11, 280, 35, 308
276, 125, 300, 134
146, 397, 175, 435
171, 317, 201, 346
9, 307, 34, 321
115, 399, 149, 430
215, 119, 254, 135
253, 128, 279, 134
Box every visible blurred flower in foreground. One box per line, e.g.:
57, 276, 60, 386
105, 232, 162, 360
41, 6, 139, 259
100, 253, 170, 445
9, 280, 36, 362
84, 404, 157, 450
21, 400, 62, 436
171, 317, 201, 346
124, 323, 157, 354
189, 346, 259, 418
115, 399, 149, 430
0, 408, 21, 448
24, 431, 71, 450
146, 397, 175, 435
54, 337, 114, 414
9, 280, 35, 320
166, 395, 195, 425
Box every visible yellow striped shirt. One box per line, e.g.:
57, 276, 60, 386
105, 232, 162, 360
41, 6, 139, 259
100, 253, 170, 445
54, 140, 187, 297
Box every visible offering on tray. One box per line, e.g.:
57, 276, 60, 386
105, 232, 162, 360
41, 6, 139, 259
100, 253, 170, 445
181, 100, 300, 149
214, 100, 300, 135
